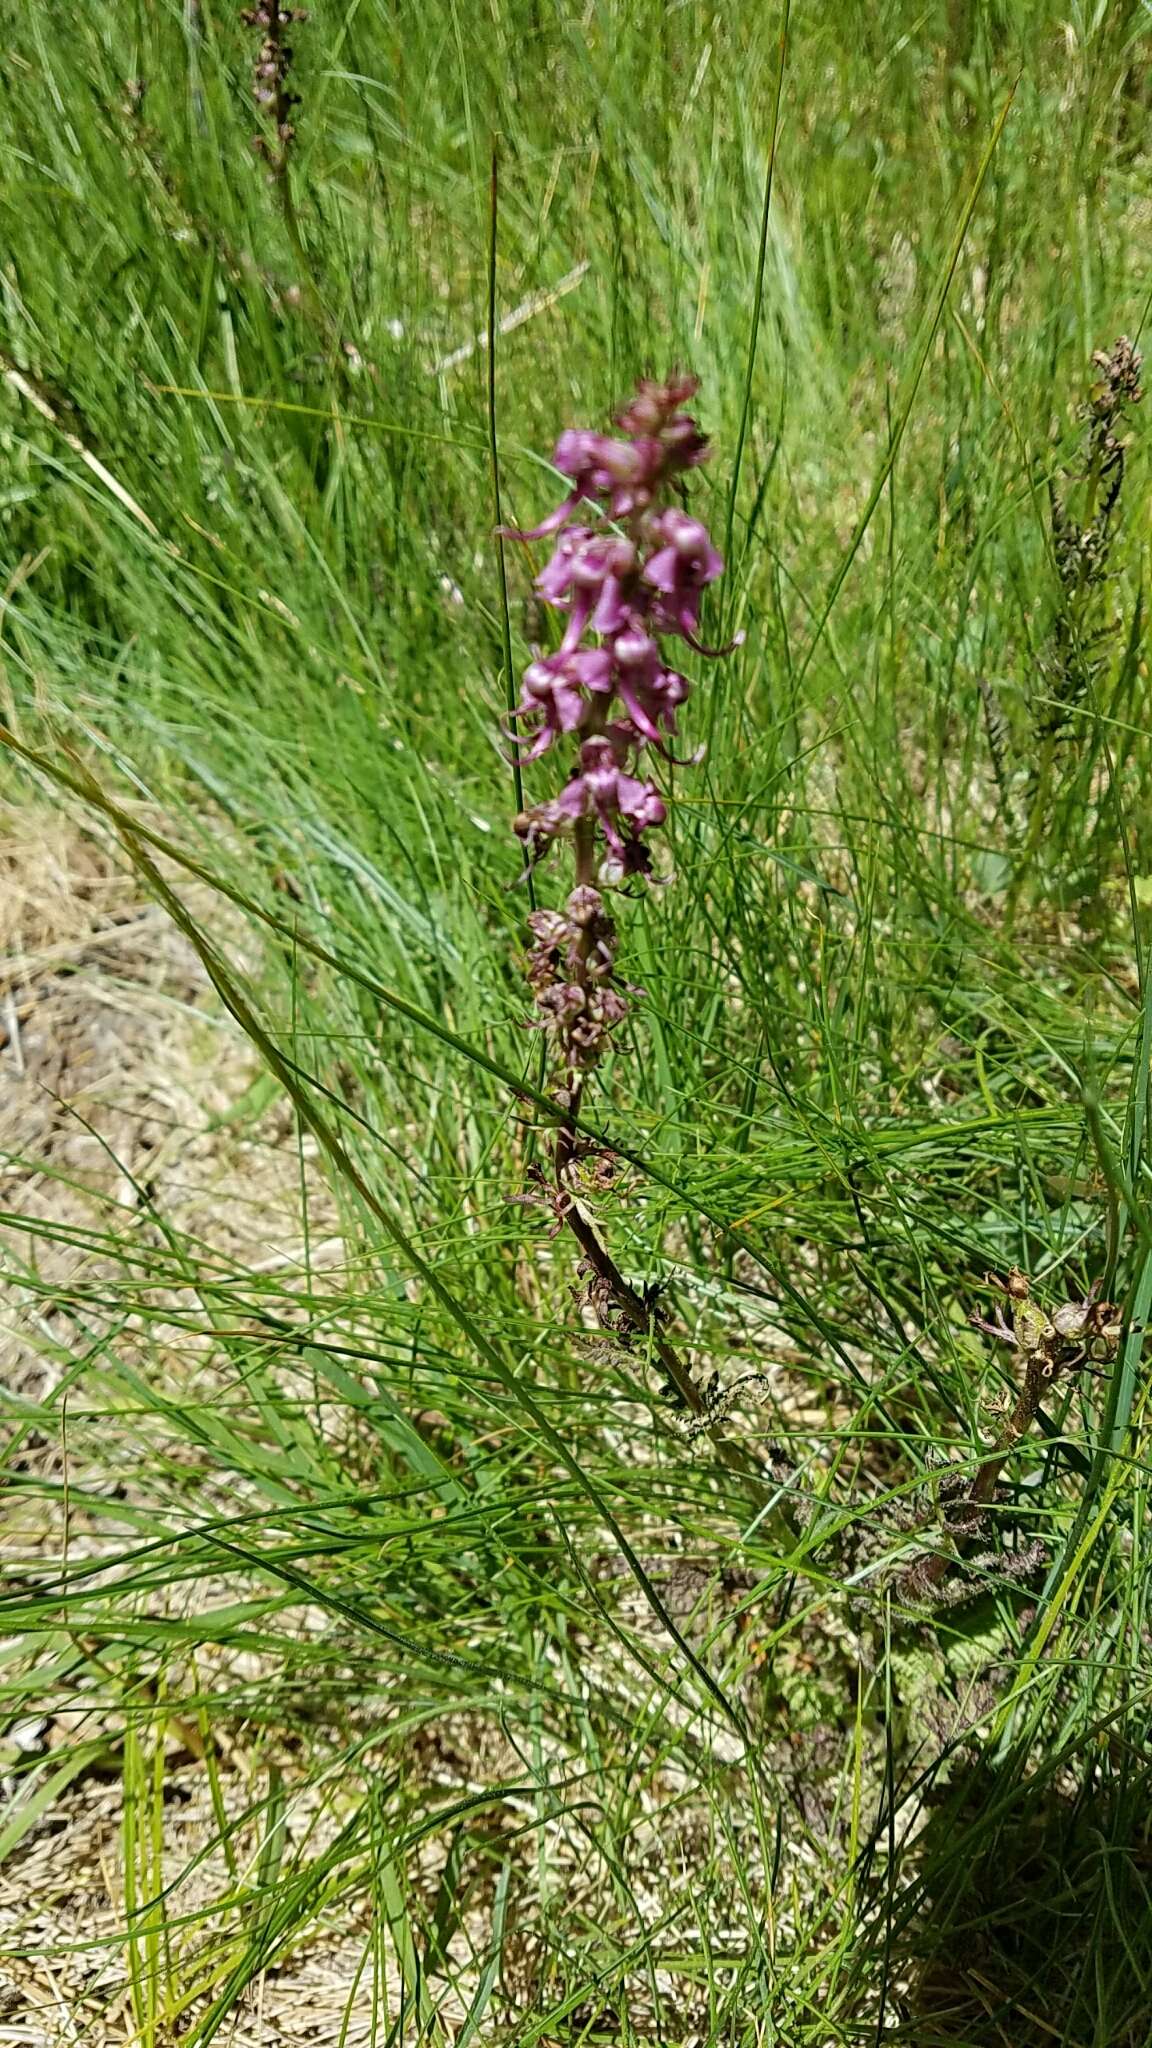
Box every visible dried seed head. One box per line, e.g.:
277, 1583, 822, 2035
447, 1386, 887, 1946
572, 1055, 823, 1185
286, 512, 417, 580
1088, 335, 1144, 419
242, 0, 305, 172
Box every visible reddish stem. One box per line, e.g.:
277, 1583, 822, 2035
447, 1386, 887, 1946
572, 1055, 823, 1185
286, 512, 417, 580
901, 1360, 1047, 1601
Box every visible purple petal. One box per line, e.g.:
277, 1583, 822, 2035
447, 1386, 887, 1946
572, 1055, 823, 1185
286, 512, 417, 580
598, 812, 627, 859
569, 648, 614, 692
554, 776, 591, 822
642, 544, 681, 595
553, 428, 595, 477
614, 678, 663, 745
612, 627, 661, 675
499, 493, 579, 543
616, 775, 666, 831
520, 727, 557, 761
590, 436, 645, 485
536, 527, 590, 600
591, 576, 629, 635
557, 587, 595, 654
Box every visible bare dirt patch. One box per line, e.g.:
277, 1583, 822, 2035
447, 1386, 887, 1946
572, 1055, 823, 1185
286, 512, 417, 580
0, 804, 383, 2042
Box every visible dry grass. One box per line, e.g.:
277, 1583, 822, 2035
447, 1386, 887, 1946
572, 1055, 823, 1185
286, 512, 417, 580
0, 805, 396, 2043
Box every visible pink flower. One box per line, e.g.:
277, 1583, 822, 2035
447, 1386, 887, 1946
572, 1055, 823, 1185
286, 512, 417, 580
610, 628, 690, 746
501, 394, 707, 542
554, 429, 638, 491
642, 509, 725, 642
615, 376, 710, 476
510, 648, 612, 760
537, 532, 639, 652
501, 432, 651, 540
555, 431, 666, 523
551, 735, 667, 861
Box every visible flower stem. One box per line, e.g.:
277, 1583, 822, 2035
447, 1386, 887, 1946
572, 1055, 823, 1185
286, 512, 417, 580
554, 1105, 698, 1411
553, 1087, 801, 1539
900, 1360, 1047, 1601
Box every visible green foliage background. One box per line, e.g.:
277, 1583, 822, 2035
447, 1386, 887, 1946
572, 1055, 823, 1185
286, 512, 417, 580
2, 2, 1152, 2040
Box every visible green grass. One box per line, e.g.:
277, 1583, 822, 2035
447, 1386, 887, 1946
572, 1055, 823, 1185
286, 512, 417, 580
3, 1, 1152, 2039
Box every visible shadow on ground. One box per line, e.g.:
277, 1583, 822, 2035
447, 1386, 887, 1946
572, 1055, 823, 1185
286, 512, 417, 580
870, 1752, 1152, 2045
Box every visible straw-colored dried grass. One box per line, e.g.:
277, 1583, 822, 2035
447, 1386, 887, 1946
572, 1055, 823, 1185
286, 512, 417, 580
0, 805, 384, 2043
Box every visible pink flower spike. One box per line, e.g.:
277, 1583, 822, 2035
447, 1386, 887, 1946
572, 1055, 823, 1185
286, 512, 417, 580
502, 374, 740, 1069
